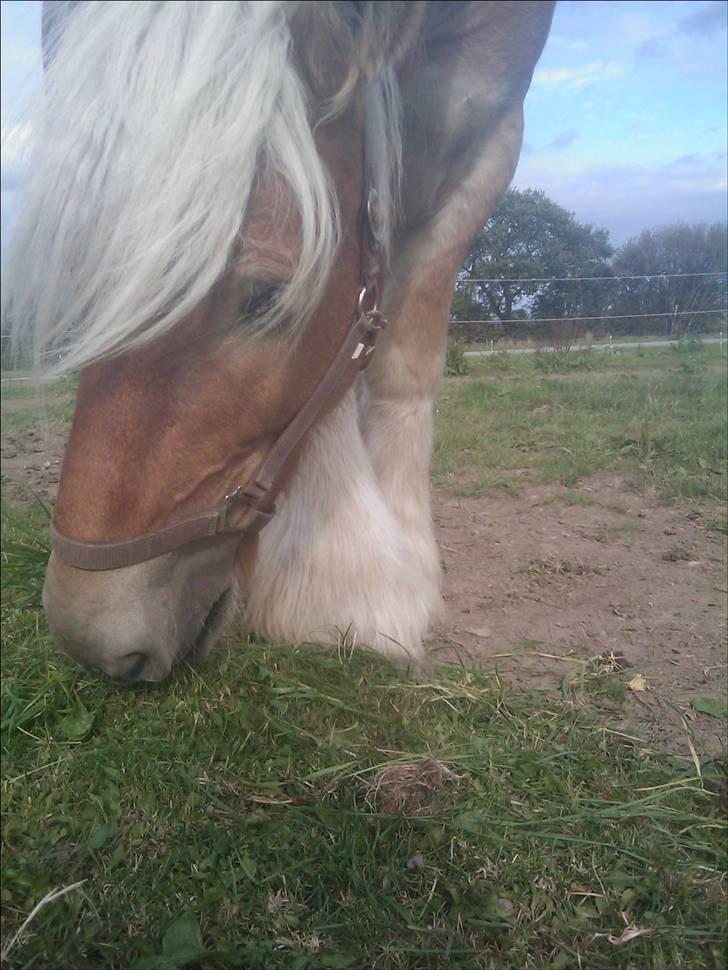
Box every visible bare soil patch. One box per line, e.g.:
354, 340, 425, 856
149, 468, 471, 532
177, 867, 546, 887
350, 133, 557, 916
433, 477, 727, 756
1, 427, 66, 502
2, 423, 726, 756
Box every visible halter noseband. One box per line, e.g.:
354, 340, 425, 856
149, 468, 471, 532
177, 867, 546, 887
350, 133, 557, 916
50, 189, 387, 571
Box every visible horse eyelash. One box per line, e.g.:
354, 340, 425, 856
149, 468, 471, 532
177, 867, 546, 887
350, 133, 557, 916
239, 283, 282, 322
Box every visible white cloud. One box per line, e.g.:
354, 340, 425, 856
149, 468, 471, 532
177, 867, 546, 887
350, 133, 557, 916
616, 11, 659, 46
533, 60, 625, 89
533, 67, 576, 85
513, 152, 728, 244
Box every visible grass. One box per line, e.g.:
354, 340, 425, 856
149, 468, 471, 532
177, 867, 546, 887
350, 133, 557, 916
541, 490, 597, 508
434, 342, 728, 502
1, 340, 727, 968
463, 332, 727, 354
2, 504, 727, 969
0, 375, 77, 432
2, 622, 727, 966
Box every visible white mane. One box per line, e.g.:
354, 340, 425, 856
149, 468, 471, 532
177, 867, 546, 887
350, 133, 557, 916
2, 0, 401, 373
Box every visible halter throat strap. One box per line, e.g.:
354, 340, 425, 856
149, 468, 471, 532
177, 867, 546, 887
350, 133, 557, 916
51, 189, 387, 571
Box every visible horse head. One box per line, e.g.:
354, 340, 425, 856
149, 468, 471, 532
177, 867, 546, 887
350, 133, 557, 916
4, 1, 554, 681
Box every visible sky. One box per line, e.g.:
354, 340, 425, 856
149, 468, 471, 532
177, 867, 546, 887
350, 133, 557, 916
514, 0, 728, 243
1, 0, 727, 248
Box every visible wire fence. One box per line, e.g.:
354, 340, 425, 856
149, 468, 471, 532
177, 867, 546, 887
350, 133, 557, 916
448, 270, 727, 338
452, 308, 725, 325
457, 271, 727, 284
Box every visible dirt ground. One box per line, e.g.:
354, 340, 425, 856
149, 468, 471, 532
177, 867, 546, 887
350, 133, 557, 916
2, 414, 726, 757
433, 482, 727, 756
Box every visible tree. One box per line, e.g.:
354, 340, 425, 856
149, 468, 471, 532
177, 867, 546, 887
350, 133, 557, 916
452, 189, 613, 328
611, 224, 727, 336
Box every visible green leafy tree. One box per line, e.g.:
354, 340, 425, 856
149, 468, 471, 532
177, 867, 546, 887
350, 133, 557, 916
452, 189, 613, 326
611, 224, 727, 335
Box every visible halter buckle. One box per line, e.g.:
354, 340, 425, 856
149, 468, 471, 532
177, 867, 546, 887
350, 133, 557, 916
218, 486, 243, 531
352, 285, 387, 362
220, 482, 271, 532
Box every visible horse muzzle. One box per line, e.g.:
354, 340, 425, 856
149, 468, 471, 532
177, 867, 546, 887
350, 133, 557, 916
42, 536, 239, 682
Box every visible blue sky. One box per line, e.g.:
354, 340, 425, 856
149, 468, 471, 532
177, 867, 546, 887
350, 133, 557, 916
514, 0, 728, 242
1, 0, 727, 247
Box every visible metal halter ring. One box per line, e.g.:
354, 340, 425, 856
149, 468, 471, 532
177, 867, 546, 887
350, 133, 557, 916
357, 283, 380, 320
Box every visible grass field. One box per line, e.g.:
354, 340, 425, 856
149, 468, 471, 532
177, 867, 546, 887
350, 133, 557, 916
461, 332, 727, 354
436, 341, 727, 503
0, 378, 76, 434
1, 341, 727, 969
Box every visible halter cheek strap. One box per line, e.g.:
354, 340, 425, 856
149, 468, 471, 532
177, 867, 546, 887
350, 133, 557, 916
50, 190, 387, 571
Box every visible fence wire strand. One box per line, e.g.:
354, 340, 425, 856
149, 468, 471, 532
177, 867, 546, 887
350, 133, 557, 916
450, 308, 726, 326
451, 271, 726, 327
457, 271, 727, 284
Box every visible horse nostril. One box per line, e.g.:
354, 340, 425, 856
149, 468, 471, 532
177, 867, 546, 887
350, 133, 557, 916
186, 588, 232, 661
117, 651, 149, 681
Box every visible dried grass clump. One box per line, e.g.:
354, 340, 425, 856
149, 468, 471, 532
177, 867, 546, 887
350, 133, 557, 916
369, 758, 457, 816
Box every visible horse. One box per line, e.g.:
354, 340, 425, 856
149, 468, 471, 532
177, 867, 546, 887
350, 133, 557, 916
3, 1, 554, 681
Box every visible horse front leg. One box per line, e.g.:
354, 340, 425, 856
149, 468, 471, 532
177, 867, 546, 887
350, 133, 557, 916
357, 246, 461, 643
243, 386, 432, 663
359, 103, 529, 652
244, 274, 450, 664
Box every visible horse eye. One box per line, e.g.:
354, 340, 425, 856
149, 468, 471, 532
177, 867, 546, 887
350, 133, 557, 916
239, 283, 281, 321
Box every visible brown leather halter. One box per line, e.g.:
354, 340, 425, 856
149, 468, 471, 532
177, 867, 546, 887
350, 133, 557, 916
50, 189, 387, 571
